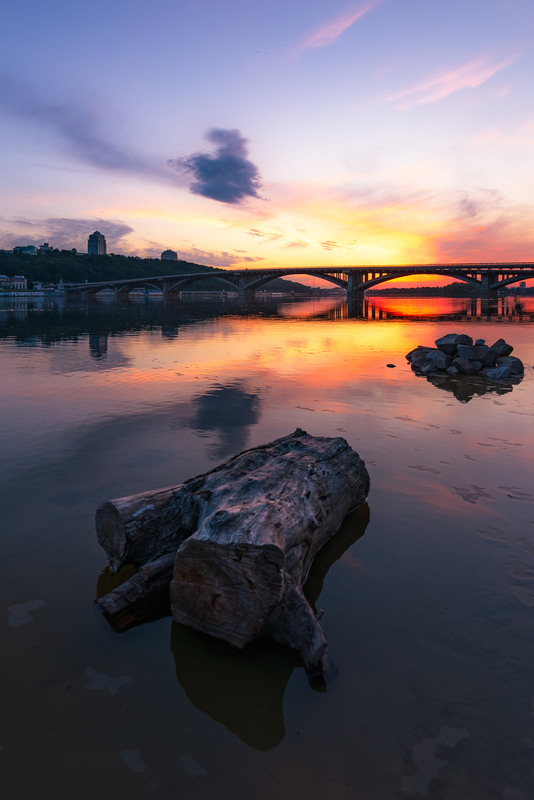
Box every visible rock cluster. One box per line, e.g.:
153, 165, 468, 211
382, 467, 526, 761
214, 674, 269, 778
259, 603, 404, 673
406, 333, 524, 382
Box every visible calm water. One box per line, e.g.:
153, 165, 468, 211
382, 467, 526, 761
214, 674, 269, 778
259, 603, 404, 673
1, 295, 534, 800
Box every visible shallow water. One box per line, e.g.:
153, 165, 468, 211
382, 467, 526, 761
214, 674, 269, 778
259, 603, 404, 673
1, 295, 534, 800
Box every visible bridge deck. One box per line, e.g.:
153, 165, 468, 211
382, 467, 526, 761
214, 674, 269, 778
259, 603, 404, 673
64, 262, 534, 294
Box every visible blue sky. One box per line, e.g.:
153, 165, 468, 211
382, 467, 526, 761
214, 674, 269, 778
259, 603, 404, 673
1, 0, 533, 273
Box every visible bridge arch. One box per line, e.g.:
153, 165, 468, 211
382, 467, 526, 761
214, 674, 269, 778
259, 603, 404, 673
240, 270, 347, 293
491, 271, 534, 290
163, 273, 240, 292
361, 270, 483, 291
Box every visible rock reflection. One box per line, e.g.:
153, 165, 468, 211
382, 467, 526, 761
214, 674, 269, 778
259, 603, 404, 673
424, 373, 519, 402
170, 503, 369, 750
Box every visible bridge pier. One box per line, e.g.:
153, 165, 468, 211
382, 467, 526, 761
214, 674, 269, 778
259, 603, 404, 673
346, 294, 365, 318
480, 271, 499, 297
346, 274, 365, 295
237, 273, 257, 299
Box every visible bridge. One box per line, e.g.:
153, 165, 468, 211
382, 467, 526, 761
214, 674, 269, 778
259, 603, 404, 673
64, 262, 534, 298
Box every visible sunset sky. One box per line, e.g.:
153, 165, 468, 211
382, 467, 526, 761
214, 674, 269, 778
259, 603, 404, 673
1, 0, 533, 282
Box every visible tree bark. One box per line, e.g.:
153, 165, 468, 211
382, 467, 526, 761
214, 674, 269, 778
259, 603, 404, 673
95, 429, 370, 674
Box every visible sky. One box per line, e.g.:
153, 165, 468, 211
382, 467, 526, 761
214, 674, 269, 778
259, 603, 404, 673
1, 0, 533, 285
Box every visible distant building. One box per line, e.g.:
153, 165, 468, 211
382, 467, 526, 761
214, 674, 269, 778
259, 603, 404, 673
0, 274, 27, 291
88, 231, 106, 255
38, 242, 53, 253
13, 245, 37, 256
11, 275, 27, 290
161, 249, 178, 261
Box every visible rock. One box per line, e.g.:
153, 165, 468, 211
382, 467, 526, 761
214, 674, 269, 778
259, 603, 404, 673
473, 344, 491, 361
410, 349, 435, 368
386, 363, 396, 368
451, 357, 480, 375
435, 333, 473, 354
489, 338, 514, 358
495, 356, 524, 376
456, 344, 476, 360
405, 334, 523, 399
406, 346, 434, 362
484, 364, 515, 381
425, 350, 452, 371
420, 363, 438, 375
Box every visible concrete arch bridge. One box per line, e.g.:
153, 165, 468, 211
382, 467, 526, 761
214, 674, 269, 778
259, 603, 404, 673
65, 262, 534, 298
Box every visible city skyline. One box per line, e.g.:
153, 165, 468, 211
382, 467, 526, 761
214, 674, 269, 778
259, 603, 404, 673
1, 0, 533, 288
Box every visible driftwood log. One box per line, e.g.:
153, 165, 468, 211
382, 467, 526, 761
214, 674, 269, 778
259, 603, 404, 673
95, 429, 370, 674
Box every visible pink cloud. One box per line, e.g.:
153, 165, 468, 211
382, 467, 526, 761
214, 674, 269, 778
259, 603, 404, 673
386, 54, 520, 109
471, 118, 534, 149
294, 1, 382, 56
432, 207, 534, 264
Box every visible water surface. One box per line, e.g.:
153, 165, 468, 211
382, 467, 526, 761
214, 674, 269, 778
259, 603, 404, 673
1, 296, 533, 800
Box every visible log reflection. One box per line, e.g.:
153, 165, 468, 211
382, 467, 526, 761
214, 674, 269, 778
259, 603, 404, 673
170, 625, 299, 750
170, 502, 370, 750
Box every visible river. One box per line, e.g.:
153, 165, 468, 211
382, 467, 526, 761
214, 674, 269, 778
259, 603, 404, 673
1, 295, 533, 800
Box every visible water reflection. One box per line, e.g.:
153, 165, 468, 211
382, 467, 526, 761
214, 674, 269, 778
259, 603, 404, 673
423, 373, 519, 402
350, 295, 534, 321
89, 333, 108, 359
170, 504, 369, 750
183, 383, 261, 458
2, 295, 534, 341
2, 294, 534, 798
171, 625, 298, 751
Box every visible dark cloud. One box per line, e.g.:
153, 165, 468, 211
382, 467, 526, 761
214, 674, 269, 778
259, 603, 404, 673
1, 217, 133, 251
0, 73, 173, 182
169, 129, 262, 204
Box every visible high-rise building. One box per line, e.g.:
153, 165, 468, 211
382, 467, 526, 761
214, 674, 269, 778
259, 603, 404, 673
161, 249, 178, 261
88, 231, 106, 255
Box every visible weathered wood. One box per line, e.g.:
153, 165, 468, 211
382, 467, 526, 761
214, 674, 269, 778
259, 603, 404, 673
95, 484, 201, 572
96, 553, 175, 630
95, 429, 370, 674
169, 430, 369, 674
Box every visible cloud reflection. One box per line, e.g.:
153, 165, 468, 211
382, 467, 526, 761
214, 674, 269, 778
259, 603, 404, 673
182, 383, 261, 459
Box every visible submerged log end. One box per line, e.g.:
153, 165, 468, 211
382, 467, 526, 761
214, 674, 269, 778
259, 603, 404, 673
96, 553, 176, 629
262, 576, 329, 676
170, 540, 285, 649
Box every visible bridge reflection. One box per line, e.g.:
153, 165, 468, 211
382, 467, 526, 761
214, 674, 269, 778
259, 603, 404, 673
2, 295, 534, 334
346, 295, 534, 321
